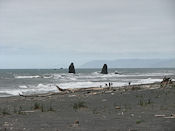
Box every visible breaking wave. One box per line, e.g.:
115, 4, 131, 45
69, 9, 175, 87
15, 75, 41, 79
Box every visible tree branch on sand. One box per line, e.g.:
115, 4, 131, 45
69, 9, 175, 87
160, 77, 172, 88
56, 85, 71, 92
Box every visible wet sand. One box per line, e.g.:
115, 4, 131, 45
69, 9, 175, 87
0, 82, 175, 131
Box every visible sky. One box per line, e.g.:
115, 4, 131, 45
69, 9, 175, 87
0, 0, 175, 68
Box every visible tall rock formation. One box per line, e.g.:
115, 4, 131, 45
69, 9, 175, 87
101, 64, 108, 74
68, 62, 75, 74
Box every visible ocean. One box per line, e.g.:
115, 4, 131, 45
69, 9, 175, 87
0, 68, 175, 97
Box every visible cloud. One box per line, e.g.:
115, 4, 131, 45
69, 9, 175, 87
0, 0, 175, 68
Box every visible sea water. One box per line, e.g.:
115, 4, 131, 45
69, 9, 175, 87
0, 68, 175, 97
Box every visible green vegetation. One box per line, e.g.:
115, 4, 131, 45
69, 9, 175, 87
136, 120, 144, 124
34, 102, 40, 110
138, 98, 152, 106
47, 103, 55, 112
0, 102, 55, 115
17, 106, 25, 115
33, 102, 55, 112
92, 108, 99, 114
2, 108, 10, 115
41, 104, 44, 112
172, 84, 175, 88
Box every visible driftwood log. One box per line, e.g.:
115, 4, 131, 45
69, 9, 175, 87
160, 77, 172, 88
19, 92, 59, 97
56, 85, 69, 92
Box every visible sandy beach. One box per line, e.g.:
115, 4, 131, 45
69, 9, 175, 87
0, 82, 175, 131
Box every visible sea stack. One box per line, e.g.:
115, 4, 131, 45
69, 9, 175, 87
101, 64, 108, 74
68, 62, 75, 74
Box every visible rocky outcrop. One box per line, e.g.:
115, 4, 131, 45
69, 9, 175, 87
101, 64, 108, 74
68, 62, 75, 74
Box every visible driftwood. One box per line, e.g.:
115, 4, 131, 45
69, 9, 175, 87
56, 85, 71, 92
19, 92, 59, 97
160, 77, 172, 88
19, 82, 172, 98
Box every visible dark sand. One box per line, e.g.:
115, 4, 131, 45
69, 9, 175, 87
0, 83, 175, 131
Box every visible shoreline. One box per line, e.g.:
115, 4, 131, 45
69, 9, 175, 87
0, 82, 175, 130
0, 81, 166, 98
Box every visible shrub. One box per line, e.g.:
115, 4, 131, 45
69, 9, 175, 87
34, 102, 40, 110
2, 108, 10, 115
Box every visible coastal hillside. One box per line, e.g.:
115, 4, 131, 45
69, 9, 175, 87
80, 59, 175, 68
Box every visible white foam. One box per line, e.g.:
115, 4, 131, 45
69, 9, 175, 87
134, 78, 162, 85
92, 71, 100, 75
59, 81, 128, 89
0, 77, 167, 97
0, 90, 23, 96
116, 73, 175, 78
19, 85, 28, 89
42, 75, 52, 79
15, 75, 40, 79
0, 83, 59, 97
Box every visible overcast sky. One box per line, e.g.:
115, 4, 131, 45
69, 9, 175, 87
0, 0, 175, 68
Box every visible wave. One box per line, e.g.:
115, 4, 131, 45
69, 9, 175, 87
15, 75, 40, 79
19, 85, 28, 88
138, 78, 162, 84
0, 84, 58, 97
14, 71, 173, 81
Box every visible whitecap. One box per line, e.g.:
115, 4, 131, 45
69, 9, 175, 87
58, 81, 128, 89
19, 85, 28, 89
134, 78, 162, 84
15, 75, 40, 79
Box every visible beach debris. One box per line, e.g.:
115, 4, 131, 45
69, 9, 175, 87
104, 90, 113, 93
131, 114, 134, 117
131, 86, 141, 90
160, 76, 172, 88
92, 92, 97, 95
102, 99, 107, 102
21, 110, 35, 113
115, 106, 121, 109
71, 120, 80, 127
101, 64, 108, 74
56, 85, 67, 92
164, 114, 175, 119
155, 114, 166, 117
68, 95, 76, 97
3, 122, 9, 127
19, 92, 58, 97
102, 115, 106, 119
155, 114, 175, 119
68, 62, 75, 74
56, 85, 71, 93
74, 120, 79, 125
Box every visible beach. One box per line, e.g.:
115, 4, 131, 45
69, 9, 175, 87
0, 82, 175, 131
1, 0, 175, 130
